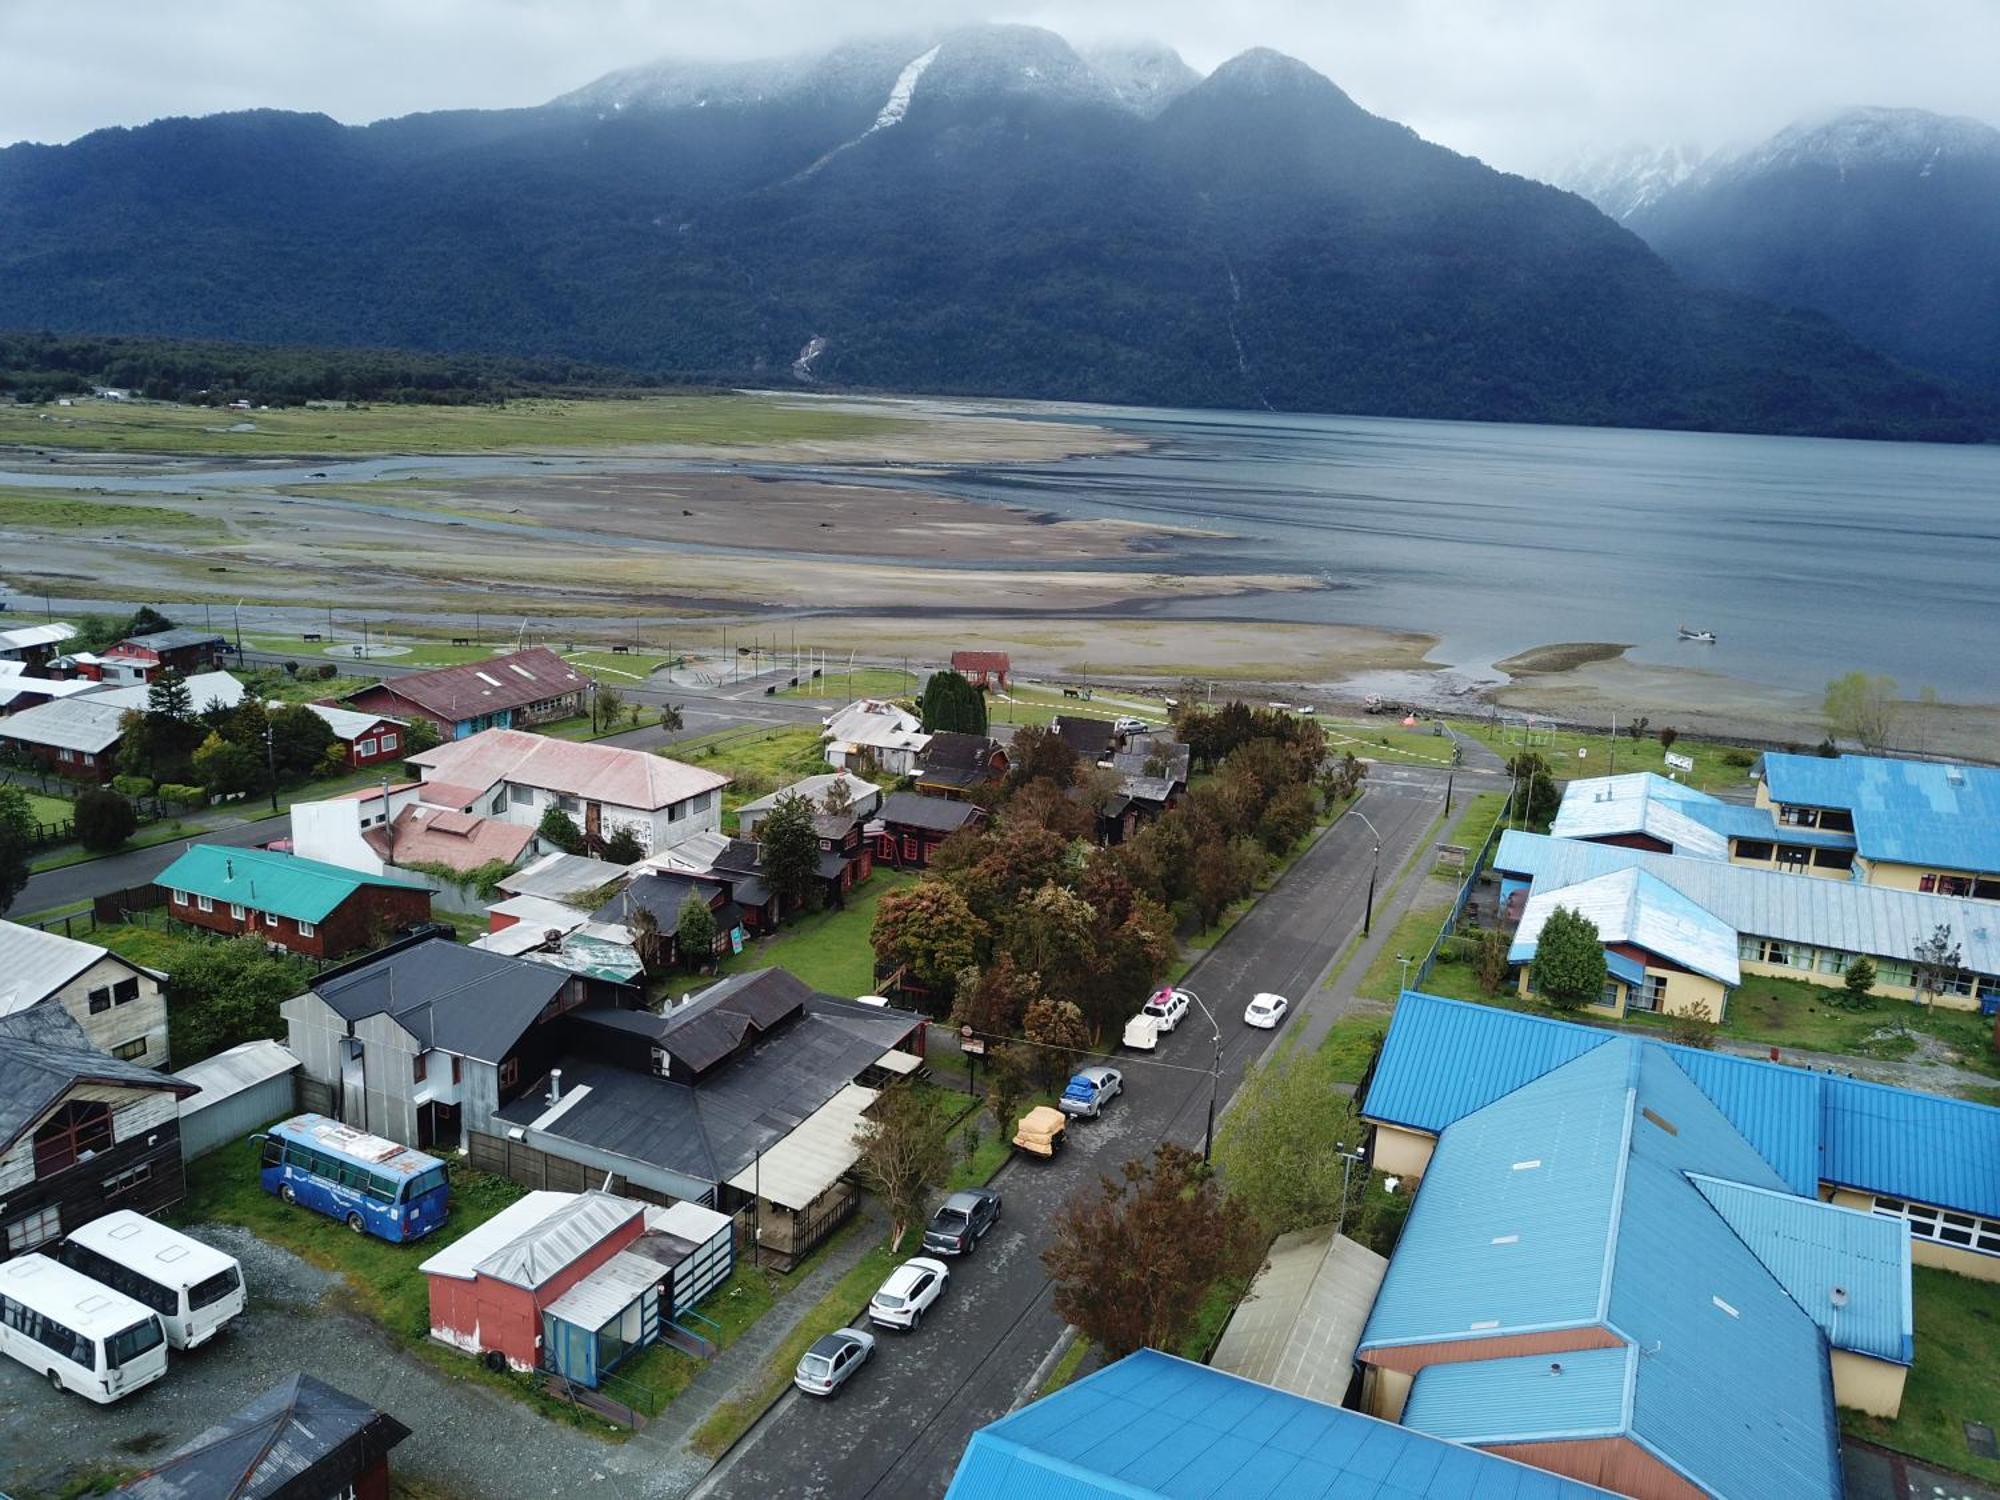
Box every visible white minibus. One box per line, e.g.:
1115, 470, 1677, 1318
56, 1210, 246, 1349
0, 1253, 168, 1402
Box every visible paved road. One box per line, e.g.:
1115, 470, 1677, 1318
17, 813, 291, 915
696, 771, 1447, 1500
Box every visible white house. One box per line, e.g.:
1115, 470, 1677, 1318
822, 700, 930, 777
736, 772, 883, 836
407, 728, 729, 854
289, 783, 536, 883
0, 920, 170, 1068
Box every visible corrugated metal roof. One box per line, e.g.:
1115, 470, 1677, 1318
158, 843, 426, 923
1764, 751, 2000, 875
1821, 1073, 2000, 1220
88, 671, 244, 714
174, 1039, 299, 1112
1658, 1046, 1823, 1197
1493, 830, 2000, 976
0, 918, 113, 1012
0, 693, 130, 753
544, 1248, 666, 1331
302, 702, 405, 740
1404, 1346, 1634, 1444
496, 850, 629, 901
944, 1349, 1617, 1499
1683, 798, 1855, 850
1209, 1227, 1387, 1405
726, 1082, 879, 1210
476, 1190, 642, 1289
1551, 773, 1730, 860
1508, 867, 1741, 986
420, 1191, 575, 1281
410, 727, 727, 812
1690, 1175, 1912, 1364
0, 620, 78, 652
348, 646, 582, 722
1361, 991, 1610, 1135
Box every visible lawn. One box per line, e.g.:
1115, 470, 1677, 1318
1432, 792, 1506, 876
88, 920, 196, 972
713, 871, 919, 997
606, 1259, 777, 1411
1457, 720, 1759, 794
1321, 718, 1461, 766
1318, 1007, 1392, 1083
0, 392, 911, 456
14, 787, 74, 828
673, 725, 830, 815
1844, 1267, 2000, 1486
562, 650, 677, 680
1354, 897, 1457, 1002
779, 667, 919, 702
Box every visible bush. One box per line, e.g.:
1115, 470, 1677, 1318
157, 782, 208, 809
1721, 749, 1756, 768
1666, 1000, 1718, 1049
73, 788, 139, 852
111, 775, 155, 799
537, 805, 585, 854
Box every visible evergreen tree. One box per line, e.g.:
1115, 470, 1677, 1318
921, 669, 988, 734
760, 791, 823, 917
1532, 905, 1607, 1012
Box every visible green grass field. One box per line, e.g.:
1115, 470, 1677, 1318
0, 489, 221, 533
713, 871, 919, 997
779, 667, 920, 701
1434, 792, 1506, 870
1322, 718, 1461, 766
673, 725, 830, 815
1459, 720, 1758, 793
15, 788, 74, 827
1356, 899, 1458, 1003
1845, 1267, 2000, 1485
0, 393, 909, 457
1318, 1008, 1393, 1082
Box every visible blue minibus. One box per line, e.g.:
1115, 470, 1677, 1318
253, 1114, 448, 1243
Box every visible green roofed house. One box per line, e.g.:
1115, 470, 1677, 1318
156, 845, 433, 960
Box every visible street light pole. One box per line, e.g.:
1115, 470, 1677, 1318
1350, 804, 1383, 937
264, 724, 278, 813
1182, 989, 1223, 1163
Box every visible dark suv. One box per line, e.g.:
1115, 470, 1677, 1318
921, 1188, 1002, 1256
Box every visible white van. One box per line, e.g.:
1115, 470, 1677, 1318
56, 1211, 245, 1350
0, 1253, 168, 1402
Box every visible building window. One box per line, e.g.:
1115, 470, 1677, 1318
5, 1206, 61, 1254
510, 784, 534, 806
902, 835, 920, 861
498, 1057, 520, 1089
171, 889, 188, 906
297, 920, 316, 938
33, 1100, 114, 1177
379, 732, 398, 752
103, 1163, 152, 1197
1637, 975, 1669, 1012
556, 794, 580, 814
230, 903, 246, 920
1873, 1197, 2000, 1256
669, 800, 686, 822
265, 913, 279, 929
451, 1055, 463, 1085
1812, 848, 1854, 871
196, 895, 214, 913
1733, 839, 1774, 862
413, 1052, 427, 1084
111, 1038, 149, 1061
357, 738, 377, 757
1776, 846, 1811, 871
112, 977, 139, 1006
58, 747, 75, 762
1598, 981, 1622, 1009
87, 986, 113, 1015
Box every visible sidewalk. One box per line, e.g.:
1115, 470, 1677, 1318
1292, 834, 1454, 1054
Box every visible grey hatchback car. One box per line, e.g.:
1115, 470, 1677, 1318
794, 1327, 875, 1396
921, 1187, 1002, 1256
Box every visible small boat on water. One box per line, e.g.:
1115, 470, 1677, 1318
1677, 625, 1718, 643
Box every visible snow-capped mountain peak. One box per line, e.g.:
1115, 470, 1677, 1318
1717, 105, 2000, 179
1557, 142, 1707, 222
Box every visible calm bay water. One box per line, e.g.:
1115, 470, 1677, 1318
877, 405, 2000, 699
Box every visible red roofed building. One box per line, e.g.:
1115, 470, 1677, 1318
950, 650, 1011, 689
344, 648, 586, 738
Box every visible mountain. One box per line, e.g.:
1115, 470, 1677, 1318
0, 32, 1985, 439
1627, 107, 2000, 392
1561, 142, 1707, 223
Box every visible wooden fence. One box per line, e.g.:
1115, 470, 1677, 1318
467, 1130, 633, 1196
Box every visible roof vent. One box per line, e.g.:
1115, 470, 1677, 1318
1947, 766, 1966, 786
1511, 1159, 1542, 1172
1549, 1361, 1563, 1375
1829, 1285, 1850, 1309
1711, 1295, 1740, 1319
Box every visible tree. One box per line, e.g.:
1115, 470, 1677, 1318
1911, 923, 1963, 1012
590, 682, 625, 734
1840, 955, 1877, 1010
0, 785, 34, 915
983, 1043, 1033, 1138
538, 804, 585, 854
920, 669, 988, 734
401, 717, 443, 757
657, 702, 684, 734
1531, 905, 1607, 1012
1256, 782, 1318, 857
1472, 928, 1512, 995
676, 893, 718, 968
1316, 750, 1364, 809
1666, 1000, 1718, 1049
166, 936, 316, 1064
266, 704, 337, 781
191, 732, 261, 797
126, 605, 175, 636
1505, 752, 1560, 829
950, 954, 1042, 1039
1042, 1143, 1264, 1361
601, 825, 646, 865
1215, 1049, 1366, 1236
626, 906, 670, 975
821, 773, 855, 818
872, 882, 986, 998
1624, 715, 1650, 741
1005, 724, 1078, 792
72, 787, 138, 852
851, 1081, 954, 1253
1657, 726, 1680, 752
1022, 995, 1090, 1089
1823, 671, 1899, 751
759, 791, 823, 917
147, 669, 195, 724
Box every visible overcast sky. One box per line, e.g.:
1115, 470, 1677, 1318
4, 1, 1994, 176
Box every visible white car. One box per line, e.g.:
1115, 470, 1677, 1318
793, 1328, 875, 1396
868, 1257, 950, 1331
1142, 987, 1191, 1032
1114, 715, 1150, 735
1243, 992, 1290, 1029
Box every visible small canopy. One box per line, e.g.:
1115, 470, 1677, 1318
873, 1049, 922, 1076
1209, 1226, 1388, 1405
726, 1082, 880, 1212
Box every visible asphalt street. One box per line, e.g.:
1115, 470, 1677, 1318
695, 769, 1450, 1500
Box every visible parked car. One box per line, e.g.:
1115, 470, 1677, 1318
868, 1258, 950, 1331
1243, 992, 1291, 1029
1114, 715, 1150, 734
794, 1328, 875, 1396
1122, 1013, 1161, 1051
1142, 987, 1191, 1032
923, 1189, 1002, 1256
1013, 1105, 1068, 1158
1060, 1066, 1125, 1118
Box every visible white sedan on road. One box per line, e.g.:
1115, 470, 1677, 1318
1243, 992, 1291, 1029
868, 1257, 950, 1331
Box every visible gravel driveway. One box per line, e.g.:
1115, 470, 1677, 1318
0, 1224, 700, 1499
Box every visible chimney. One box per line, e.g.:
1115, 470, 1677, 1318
225, 856, 235, 880
547, 1068, 563, 1106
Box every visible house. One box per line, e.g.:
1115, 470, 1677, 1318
708, 838, 783, 931
420, 1189, 732, 1388
495, 849, 632, 904
822, 698, 930, 776
1111, 736, 1190, 821
944, 1349, 1614, 1500
913, 732, 1008, 798
0, 695, 131, 779
1495, 829, 2000, 1013
173, 1040, 300, 1162
1207, 1224, 1389, 1405
0, 664, 104, 712
491, 969, 925, 1264
86, 669, 246, 716
343, 647, 586, 738
871, 791, 985, 870
407, 728, 729, 855
1357, 1032, 1905, 1495
1364, 990, 2000, 1286
948, 650, 1010, 689
96, 628, 230, 684
1051, 713, 1118, 764
301, 703, 408, 769
0, 620, 77, 668
290, 783, 536, 881
736, 772, 882, 836
0, 1005, 197, 1256
1759, 751, 2000, 899
281, 933, 606, 1151
156, 844, 434, 960
1552, 771, 1856, 878
111, 1373, 410, 1500
1509, 867, 1741, 1020
589, 872, 738, 962
472, 907, 646, 986
0, 919, 170, 1068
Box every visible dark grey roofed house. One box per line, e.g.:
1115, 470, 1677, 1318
112, 1372, 410, 1499
591, 871, 725, 931
876, 791, 985, 836
915, 731, 1008, 794
310, 935, 571, 1063
1052, 714, 1118, 763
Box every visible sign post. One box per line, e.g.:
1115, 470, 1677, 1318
1664, 750, 1696, 774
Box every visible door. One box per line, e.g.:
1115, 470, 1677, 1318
585, 802, 603, 841
339, 1038, 366, 1125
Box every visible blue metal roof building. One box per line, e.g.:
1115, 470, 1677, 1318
1403, 1347, 1635, 1447
944, 1348, 1617, 1499
1762, 751, 2000, 878
1548, 772, 1856, 857
1508, 867, 1742, 987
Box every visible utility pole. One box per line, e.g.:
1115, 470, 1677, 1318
1183, 990, 1223, 1163
264, 724, 279, 813
1351, 804, 1383, 937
